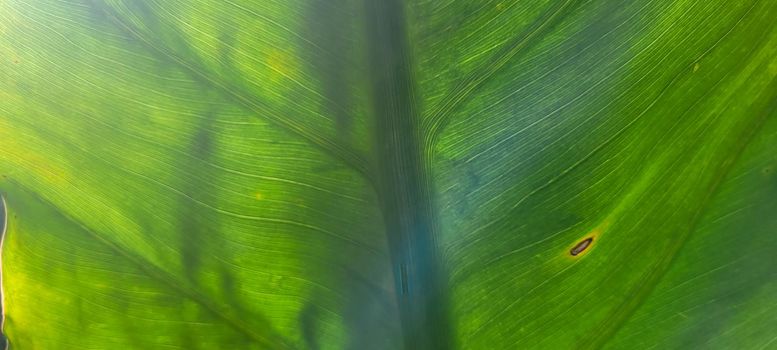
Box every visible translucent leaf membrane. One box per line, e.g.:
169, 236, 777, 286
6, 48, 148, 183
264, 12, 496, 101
0, 0, 775, 348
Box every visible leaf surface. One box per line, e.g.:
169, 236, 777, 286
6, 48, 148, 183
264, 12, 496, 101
0, 0, 776, 349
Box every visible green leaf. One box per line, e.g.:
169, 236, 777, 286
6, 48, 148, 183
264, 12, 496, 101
1, 0, 776, 349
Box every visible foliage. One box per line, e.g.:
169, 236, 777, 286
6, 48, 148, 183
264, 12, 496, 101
1, 0, 776, 349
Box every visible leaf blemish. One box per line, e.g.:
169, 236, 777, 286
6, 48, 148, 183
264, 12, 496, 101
570, 237, 593, 256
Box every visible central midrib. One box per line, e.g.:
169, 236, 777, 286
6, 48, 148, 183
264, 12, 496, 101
363, 0, 452, 349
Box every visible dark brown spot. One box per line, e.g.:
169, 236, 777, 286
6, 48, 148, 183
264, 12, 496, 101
570, 237, 593, 256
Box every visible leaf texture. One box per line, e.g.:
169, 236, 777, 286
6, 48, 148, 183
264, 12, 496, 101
0, 0, 776, 349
